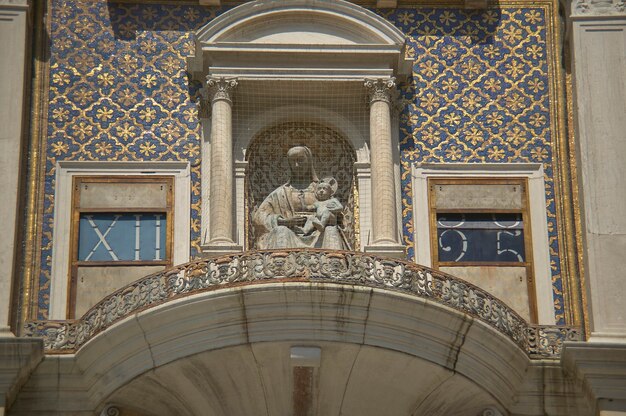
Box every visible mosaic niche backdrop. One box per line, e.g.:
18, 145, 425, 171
34, 0, 565, 323
246, 122, 357, 250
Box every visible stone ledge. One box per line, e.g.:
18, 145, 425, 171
562, 342, 626, 401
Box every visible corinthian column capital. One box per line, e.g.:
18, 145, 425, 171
364, 78, 396, 105
206, 77, 238, 103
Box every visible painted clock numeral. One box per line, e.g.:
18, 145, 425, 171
437, 213, 525, 263
78, 213, 167, 262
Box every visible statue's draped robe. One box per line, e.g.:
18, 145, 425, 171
253, 184, 347, 250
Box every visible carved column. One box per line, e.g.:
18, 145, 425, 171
203, 77, 242, 256
364, 78, 405, 258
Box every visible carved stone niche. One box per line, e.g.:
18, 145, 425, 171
188, 0, 412, 257
246, 123, 358, 251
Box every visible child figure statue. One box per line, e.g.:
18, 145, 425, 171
296, 177, 343, 236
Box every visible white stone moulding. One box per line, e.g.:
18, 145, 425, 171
49, 161, 191, 320
411, 163, 556, 325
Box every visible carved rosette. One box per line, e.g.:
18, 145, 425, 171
206, 77, 238, 103
364, 78, 396, 105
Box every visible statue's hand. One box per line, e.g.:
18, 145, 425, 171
277, 216, 306, 227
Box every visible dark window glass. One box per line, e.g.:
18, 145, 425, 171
436, 213, 525, 263
78, 213, 167, 262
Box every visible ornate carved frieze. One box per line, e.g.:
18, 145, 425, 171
206, 77, 238, 103
572, 0, 625, 15
22, 249, 580, 358
364, 78, 396, 105
526, 325, 581, 358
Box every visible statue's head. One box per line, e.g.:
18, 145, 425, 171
316, 177, 337, 201
286, 146, 318, 182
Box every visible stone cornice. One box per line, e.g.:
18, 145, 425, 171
562, 342, 626, 401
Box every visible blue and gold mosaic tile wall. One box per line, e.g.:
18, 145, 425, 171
39, 0, 564, 323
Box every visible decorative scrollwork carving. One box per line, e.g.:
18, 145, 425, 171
526, 324, 581, 358
100, 405, 121, 416
481, 407, 504, 416
22, 249, 580, 358
206, 77, 238, 103
364, 78, 396, 105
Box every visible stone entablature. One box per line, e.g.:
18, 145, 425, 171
23, 249, 580, 358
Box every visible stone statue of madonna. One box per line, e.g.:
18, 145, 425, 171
253, 146, 349, 250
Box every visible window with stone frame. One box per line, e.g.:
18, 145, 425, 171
68, 176, 173, 318
428, 177, 538, 322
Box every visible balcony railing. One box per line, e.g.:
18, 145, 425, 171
23, 249, 580, 358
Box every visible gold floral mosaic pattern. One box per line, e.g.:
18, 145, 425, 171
37, 0, 564, 323
386, 6, 565, 323
39, 0, 222, 317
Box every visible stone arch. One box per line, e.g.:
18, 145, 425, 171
52, 283, 528, 415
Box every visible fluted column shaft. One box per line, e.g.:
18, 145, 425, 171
207, 77, 237, 245
365, 78, 398, 245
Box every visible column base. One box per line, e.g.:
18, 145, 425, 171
364, 243, 406, 259
201, 243, 243, 258
0, 327, 14, 338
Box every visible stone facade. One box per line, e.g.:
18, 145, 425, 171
0, 0, 625, 415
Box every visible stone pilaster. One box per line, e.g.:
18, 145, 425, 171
202, 77, 242, 257
234, 160, 248, 249
363, 78, 405, 258
0, 0, 30, 335
569, 2, 626, 341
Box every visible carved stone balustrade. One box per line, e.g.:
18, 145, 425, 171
22, 249, 580, 358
